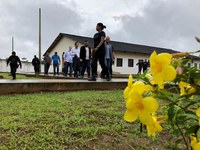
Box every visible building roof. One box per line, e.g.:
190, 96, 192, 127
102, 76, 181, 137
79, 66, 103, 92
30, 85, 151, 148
44, 33, 180, 56
44, 33, 200, 60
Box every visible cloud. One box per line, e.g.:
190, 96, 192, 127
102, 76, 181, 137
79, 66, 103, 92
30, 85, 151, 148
0, 0, 84, 60
0, 0, 200, 61
110, 0, 200, 52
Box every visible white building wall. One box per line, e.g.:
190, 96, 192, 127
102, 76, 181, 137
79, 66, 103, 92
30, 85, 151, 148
113, 52, 150, 74
0, 59, 44, 73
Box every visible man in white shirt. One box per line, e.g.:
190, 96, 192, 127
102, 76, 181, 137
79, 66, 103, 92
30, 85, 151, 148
64, 46, 73, 77
71, 41, 80, 78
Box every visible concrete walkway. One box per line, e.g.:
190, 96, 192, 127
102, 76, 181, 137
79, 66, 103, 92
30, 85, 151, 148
0, 78, 128, 95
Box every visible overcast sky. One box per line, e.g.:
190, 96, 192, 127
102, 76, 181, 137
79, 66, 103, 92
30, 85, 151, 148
0, 0, 200, 60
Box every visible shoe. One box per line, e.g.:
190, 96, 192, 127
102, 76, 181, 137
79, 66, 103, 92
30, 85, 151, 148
88, 77, 96, 81
106, 76, 111, 81
100, 74, 105, 79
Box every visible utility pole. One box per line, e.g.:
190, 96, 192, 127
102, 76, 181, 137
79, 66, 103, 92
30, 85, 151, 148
12, 36, 14, 52
39, 8, 42, 73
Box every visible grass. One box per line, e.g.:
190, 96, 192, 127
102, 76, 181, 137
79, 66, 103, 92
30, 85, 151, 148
0, 73, 37, 80
0, 90, 178, 150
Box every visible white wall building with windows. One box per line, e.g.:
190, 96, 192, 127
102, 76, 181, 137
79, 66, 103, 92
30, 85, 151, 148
42, 33, 200, 75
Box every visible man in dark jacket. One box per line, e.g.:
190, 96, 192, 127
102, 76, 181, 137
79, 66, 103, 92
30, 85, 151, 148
7, 51, 22, 80
80, 40, 91, 78
32, 55, 40, 77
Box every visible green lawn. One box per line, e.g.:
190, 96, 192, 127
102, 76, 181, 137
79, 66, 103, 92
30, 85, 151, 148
0, 90, 177, 150
0, 73, 37, 80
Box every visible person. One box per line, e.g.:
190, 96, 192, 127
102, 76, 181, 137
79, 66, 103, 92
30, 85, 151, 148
71, 41, 80, 78
64, 46, 73, 77
52, 52, 61, 76
104, 36, 114, 78
195, 36, 200, 43
136, 60, 143, 74
142, 59, 149, 73
6, 51, 22, 80
89, 22, 110, 81
44, 52, 52, 76
80, 40, 91, 78
32, 55, 40, 77
62, 52, 65, 74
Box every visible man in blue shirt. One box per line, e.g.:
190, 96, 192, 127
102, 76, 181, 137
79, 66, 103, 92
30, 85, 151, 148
52, 52, 60, 75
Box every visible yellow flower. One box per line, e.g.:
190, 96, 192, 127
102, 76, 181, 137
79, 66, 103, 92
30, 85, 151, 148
145, 73, 156, 85
147, 116, 163, 136
191, 135, 200, 150
128, 81, 153, 96
124, 91, 159, 125
178, 81, 196, 99
178, 81, 196, 96
124, 75, 133, 99
196, 108, 200, 125
150, 51, 176, 85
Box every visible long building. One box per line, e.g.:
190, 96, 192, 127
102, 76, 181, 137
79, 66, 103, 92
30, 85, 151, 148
44, 33, 200, 74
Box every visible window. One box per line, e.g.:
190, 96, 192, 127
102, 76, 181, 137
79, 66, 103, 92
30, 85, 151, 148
128, 59, 134, 67
116, 58, 123, 67
194, 63, 197, 68
188, 63, 191, 67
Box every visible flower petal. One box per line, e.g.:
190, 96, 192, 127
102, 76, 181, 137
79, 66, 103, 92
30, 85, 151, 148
156, 53, 172, 65
150, 51, 157, 65
196, 108, 200, 118
152, 72, 164, 85
162, 65, 176, 81
143, 97, 159, 113
126, 98, 136, 110
124, 109, 138, 122
124, 87, 131, 99
139, 111, 154, 125
128, 74, 133, 87
132, 81, 145, 95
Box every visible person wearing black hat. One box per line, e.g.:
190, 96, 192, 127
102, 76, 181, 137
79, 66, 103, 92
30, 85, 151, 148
7, 51, 22, 80
88, 22, 110, 81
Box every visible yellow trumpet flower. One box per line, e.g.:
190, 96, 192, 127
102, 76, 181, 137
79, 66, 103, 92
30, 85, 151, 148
150, 51, 176, 85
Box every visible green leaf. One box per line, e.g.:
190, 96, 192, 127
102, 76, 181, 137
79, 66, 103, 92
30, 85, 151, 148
197, 128, 200, 139
185, 125, 199, 136
168, 104, 175, 123
184, 113, 198, 121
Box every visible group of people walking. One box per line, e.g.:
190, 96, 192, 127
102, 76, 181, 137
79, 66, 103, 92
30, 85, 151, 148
42, 23, 115, 81
6, 22, 115, 81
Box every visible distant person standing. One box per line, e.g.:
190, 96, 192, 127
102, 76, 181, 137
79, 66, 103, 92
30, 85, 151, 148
44, 52, 52, 76
136, 60, 143, 74
62, 52, 65, 74
104, 36, 114, 78
142, 60, 149, 73
32, 55, 40, 77
71, 42, 80, 78
52, 52, 61, 76
89, 22, 110, 81
80, 40, 91, 78
6, 51, 22, 80
64, 47, 73, 77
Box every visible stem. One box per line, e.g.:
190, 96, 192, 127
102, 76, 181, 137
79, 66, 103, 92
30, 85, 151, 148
175, 117, 190, 150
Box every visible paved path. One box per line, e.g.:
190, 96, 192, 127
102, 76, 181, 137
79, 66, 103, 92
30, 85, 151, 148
0, 78, 128, 95
0, 78, 128, 83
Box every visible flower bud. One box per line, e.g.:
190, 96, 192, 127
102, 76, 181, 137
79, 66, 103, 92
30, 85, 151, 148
176, 67, 183, 75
